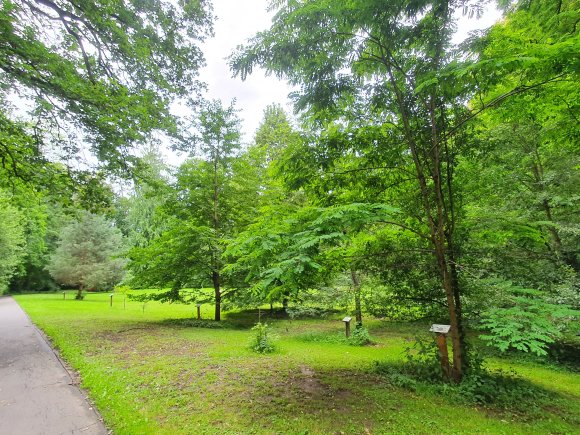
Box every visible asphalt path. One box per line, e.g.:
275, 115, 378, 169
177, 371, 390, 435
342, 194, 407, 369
0, 296, 108, 435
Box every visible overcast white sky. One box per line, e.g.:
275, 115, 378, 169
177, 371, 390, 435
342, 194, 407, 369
197, 1, 294, 145
183, 1, 503, 146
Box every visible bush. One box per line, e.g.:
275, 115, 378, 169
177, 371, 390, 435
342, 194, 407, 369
348, 325, 374, 346
374, 338, 553, 412
162, 318, 230, 329
250, 322, 276, 354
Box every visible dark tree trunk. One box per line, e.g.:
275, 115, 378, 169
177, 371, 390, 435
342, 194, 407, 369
447, 242, 468, 374
75, 285, 83, 300
212, 271, 221, 321
350, 268, 363, 326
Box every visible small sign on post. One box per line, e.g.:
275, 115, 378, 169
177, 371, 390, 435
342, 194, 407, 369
429, 324, 451, 334
196, 304, 202, 320
430, 324, 451, 379
109, 294, 113, 307
343, 316, 352, 338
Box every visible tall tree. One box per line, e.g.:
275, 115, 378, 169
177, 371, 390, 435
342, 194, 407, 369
0, 0, 212, 177
230, 0, 575, 380
129, 100, 258, 320
0, 190, 25, 293
115, 148, 171, 249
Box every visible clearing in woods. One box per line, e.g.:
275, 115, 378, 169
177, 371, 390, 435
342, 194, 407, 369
13, 292, 580, 434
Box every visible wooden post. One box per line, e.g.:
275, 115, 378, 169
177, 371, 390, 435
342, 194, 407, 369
196, 304, 201, 320
430, 324, 452, 380
343, 317, 352, 338
109, 294, 113, 307
123, 296, 126, 310
63, 291, 66, 300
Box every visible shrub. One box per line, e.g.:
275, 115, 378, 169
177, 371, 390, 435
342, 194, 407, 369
348, 325, 374, 346
162, 318, 230, 329
250, 322, 276, 354
479, 284, 578, 356
374, 338, 553, 412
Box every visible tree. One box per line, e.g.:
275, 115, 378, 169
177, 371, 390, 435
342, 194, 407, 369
128, 100, 259, 320
0, 0, 212, 177
231, 0, 575, 380
115, 148, 171, 249
226, 203, 397, 322
47, 212, 126, 299
0, 190, 25, 293
254, 103, 299, 165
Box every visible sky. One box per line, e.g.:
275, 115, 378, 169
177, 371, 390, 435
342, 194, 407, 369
196, 1, 294, 145
193, 1, 503, 146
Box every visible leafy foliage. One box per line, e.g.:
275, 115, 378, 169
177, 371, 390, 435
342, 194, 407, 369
0, 0, 213, 175
479, 283, 578, 356
349, 325, 375, 346
249, 322, 276, 354
0, 191, 25, 293
375, 338, 553, 411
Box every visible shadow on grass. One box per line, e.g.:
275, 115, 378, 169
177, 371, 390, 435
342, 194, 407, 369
372, 359, 576, 420
160, 318, 240, 329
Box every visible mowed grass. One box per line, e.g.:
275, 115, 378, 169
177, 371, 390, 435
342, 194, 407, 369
14, 292, 580, 434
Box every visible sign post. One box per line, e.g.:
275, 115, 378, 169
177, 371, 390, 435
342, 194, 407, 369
343, 317, 352, 338
430, 324, 451, 379
196, 304, 202, 320
109, 293, 113, 307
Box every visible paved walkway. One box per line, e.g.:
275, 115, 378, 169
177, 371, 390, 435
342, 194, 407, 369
0, 296, 108, 435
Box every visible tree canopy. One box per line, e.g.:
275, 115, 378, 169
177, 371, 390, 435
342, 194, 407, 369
0, 0, 213, 176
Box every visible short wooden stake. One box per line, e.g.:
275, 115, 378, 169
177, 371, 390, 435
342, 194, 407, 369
63, 291, 66, 300
123, 297, 126, 309
342, 316, 352, 338
109, 294, 113, 307
196, 304, 201, 320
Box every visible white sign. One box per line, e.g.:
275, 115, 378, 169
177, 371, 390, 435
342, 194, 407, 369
430, 324, 451, 334
342, 317, 352, 323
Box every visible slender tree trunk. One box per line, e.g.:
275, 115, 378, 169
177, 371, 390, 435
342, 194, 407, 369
76, 284, 83, 300
433, 240, 463, 382
212, 271, 221, 321
531, 158, 578, 270
447, 241, 468, 373
350, 268, 363, 326
381, 0, 463, 380
211, 144, 222, 321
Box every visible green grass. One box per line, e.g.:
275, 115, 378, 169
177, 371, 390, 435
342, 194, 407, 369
14, 292, 580, 434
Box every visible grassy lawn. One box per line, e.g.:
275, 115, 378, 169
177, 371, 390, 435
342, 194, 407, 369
14, 292, 580, 434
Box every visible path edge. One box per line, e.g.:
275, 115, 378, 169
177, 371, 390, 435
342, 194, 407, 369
11, 295, 111, 434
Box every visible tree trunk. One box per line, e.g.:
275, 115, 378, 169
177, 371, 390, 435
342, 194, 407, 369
350, 268, 363, 326
447, 242, 468, 374
212, 271, 221, 321
433, 239, 463, 382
